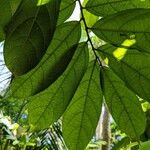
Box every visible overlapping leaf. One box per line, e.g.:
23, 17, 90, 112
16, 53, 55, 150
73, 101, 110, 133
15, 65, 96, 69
9, 21, 81, 98
63, 61, 103, 150
28, 42, 89, 129
4, 0, 61, 76
57, 0, 76, 25
92, 9, 150, 53
99, 44, 150, 100
86, 0, 150, 16
38, 0, 76, 25
102, 67, 146, 138
0, 0, 22, 41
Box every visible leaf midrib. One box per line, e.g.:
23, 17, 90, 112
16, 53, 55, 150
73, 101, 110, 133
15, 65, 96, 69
104, 69, 138, 138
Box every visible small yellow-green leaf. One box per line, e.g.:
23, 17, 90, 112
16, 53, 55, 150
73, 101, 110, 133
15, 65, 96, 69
37, 0, 51, 6
83, 9, 98, 28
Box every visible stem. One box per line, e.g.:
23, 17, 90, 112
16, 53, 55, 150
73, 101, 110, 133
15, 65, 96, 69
4, 139, 10, 150
101, 104, 111, 150
15, 99, 27, 122
77, 0, 102, 67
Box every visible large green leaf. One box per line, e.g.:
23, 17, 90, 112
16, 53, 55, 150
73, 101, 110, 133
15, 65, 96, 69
99, 44, 150, 100
83, 10, 98, 28
57, 0, 76, 25
86, 0, 150, 16
28, 42, 89, 129
102, 67, 146, 138
4, 0, 61, 76
36, 0, 76, 25
9, 21, 81, 98
0, 0, 22, 41
63, 60, 103, 150
92, 9, 150, 53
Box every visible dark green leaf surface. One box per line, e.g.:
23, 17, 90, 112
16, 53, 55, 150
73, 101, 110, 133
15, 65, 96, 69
57, 0, 76, 25
102, 67, 146, 138
63, 61, 103, 150
0, 0, 21, 41
100, 44, 150, 100
0, 28, 4, 41
28, 42, 89, 129
86, 0, 150, 16
4, 0, 61, 76
92, 9, 150, 53
9, 21, 81, 98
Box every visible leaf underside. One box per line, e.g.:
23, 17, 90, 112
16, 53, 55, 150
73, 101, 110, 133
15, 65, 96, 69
63, 60, 103, 150
86, 0, 150, 16
9, 21, 81, 98
28, 42, 89, 129
92, 9, 150, 53
4, 0, 61, 76
102, 67, 146, 138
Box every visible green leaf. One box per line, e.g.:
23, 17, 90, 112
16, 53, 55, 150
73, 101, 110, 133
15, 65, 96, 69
57, 0, 76, 25
28, 42, 89, 129
139, 141, 150, 150
86, 0, 150, 17
4, 0, 61, 76
0, 0, 22, 41
9, 21, 81, 98
99, 44, 150, 100
102, 67, 146, 138
63, 61, 103, 150
92, 9, 150, 53
37, 0, 51, 6
0, 0, 21, 24
0, 27, 5, 41
83, 9, 98, 28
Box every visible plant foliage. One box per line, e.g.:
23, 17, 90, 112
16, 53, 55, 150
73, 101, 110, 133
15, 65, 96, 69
1, 0, 150, 149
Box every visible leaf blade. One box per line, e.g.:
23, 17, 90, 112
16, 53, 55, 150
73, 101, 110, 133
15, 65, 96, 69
86, 0, 150, 16
102, 67, 146, 138
4, 0, 61, 75
92, 9, 150, 53
9, 21, 81, 98
99, 44, 150, 100
28, 42, 89, 129
63, 61, 103, 150
57, 0, 76, 25
0, 0, 22, 40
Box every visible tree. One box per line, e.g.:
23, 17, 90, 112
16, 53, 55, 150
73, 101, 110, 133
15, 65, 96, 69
0, 0, 150, 149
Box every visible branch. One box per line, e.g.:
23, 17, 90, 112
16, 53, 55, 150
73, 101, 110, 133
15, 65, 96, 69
77, 0, 102, 67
